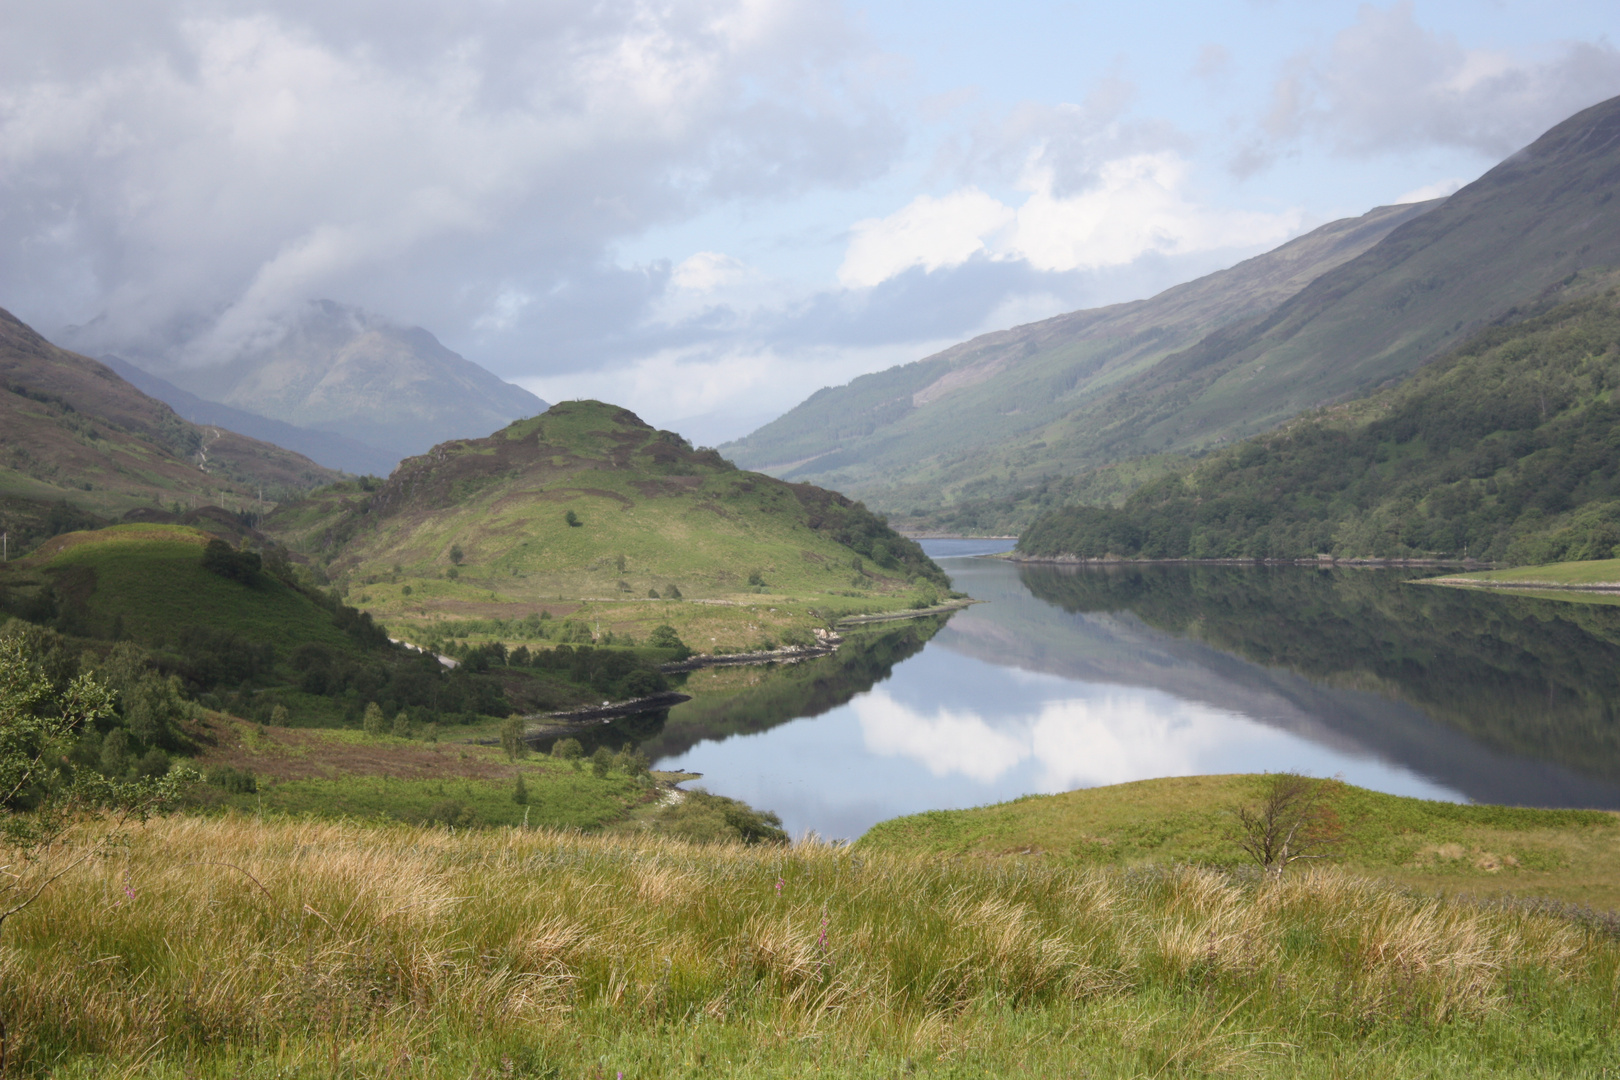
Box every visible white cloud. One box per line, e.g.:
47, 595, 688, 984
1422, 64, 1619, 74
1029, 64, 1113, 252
839, 187, 1014, 288
852, 687, 1271, 791
0, 0, 896, 365
1392, 178, 1465, 205
837, 151, 1301, 289
1258, 2, 1620, 162
517, 335, 957, 445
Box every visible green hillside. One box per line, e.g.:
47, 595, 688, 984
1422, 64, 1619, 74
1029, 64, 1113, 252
0, 306, 345, 554
728, 94, 1620, 525
860, 775, 1620, 907
1018, 290, 1620, 563
0, 523, 524, 727
266, 400, 947, 644
724, 201, 1436, 515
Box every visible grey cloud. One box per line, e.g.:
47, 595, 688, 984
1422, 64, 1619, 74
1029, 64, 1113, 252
1256, 2, 1620, 162
0, 0, 899, 370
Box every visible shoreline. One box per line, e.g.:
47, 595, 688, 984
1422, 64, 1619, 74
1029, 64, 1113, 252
1419, 577, 1620, 594
1001, 553, 1494, 568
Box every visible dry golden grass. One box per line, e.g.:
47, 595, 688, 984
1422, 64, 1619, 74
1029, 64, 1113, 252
6, 814, 1619, 1077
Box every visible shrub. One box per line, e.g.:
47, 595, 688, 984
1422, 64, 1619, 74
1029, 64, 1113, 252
448, 544, 464, 566
362, 702, 386, 737
649, 788, 788, 845
565, 510, 581, 527
551, 738, 583, 766
200, 539, 261, 584
512, 773, 529, 805
664, 584, 681, 599
269, 704, 289, 726
646, 624, 690, 659
421, 800, 478, 828
590, 746, 613, 778
747, 570, 766, 587
614, 743, 650, 778
500, 716, 530, 762
207, 765, 258, 794
391, 710, 413, 738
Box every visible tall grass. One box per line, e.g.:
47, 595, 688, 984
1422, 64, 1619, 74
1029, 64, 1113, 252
7, 815, 1619, 1077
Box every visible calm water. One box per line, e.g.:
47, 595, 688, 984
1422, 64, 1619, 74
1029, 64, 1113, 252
611, 543, 1620, 840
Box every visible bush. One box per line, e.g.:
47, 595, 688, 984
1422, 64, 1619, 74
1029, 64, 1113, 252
564, 510, 581, 527
552, 738, 583, 767
391, 710, 413, 738
590, 746, 613, 778
649, 788, 788, 845
614, 743, 650, 778
207, 765, 258, 794
422, 800, 478, 828
500, 716, 530, 761
362, 702, 386, 737
512, 773, 529, 806
200, 539, 261, 584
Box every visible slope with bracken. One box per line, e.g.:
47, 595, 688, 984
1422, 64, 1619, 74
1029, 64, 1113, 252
0, 307, 345, 552
264, 400, 947, 641
1017, 287, 1620, 565
722, 201, 1439, 514
730, 94, 1620, 527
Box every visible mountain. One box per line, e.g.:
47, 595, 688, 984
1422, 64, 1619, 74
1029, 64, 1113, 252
729, 93, 1620, 521
99, 355, 400, 478
1016, 288, 1620, 564
0, 306, 345, 552
264, 399, 946, 604
723, 201, 1438, 512
143, 301, 548, 459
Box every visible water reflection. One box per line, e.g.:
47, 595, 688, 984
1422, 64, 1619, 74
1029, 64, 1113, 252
644, 547, 1620, 840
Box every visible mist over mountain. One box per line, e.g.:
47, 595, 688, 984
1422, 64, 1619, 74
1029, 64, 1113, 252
82, 301, 548, 461
97, 355, 398, 478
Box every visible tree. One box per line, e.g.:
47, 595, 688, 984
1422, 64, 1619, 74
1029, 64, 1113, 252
500, 716, 530, 762
448, 544, 464, 566
362, 701, 386, 736
646, 625, 690, 660
512, 772, 529, 805
551, 738, 583, 768
0, 633, 195, 1070
200, 539, 261, 583
564, 510, 581, 527
590, 746, 613, 778
391, 709, 413, 738
1232, 773, 1342, 878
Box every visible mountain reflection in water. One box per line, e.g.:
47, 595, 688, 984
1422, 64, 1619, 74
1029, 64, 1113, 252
637, 545, 1620, 840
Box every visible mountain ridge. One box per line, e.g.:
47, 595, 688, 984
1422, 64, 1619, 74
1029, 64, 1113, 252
105, 301, 548, 460
727, 93, 1620, 521
722, 200, 1440, 509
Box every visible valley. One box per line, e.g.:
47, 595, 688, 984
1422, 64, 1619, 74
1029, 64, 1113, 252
6, 68, 1620, 1078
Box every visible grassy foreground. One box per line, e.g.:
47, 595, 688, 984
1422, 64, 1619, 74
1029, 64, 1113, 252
861, 776, 1620, 909
10, 814, 1620, 1078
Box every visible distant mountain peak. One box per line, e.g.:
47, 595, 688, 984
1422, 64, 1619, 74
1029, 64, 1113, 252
114, 300, 548, 460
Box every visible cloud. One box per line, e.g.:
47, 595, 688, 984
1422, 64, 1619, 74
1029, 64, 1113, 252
837, 151, 1301, 289
851, 686, 1276, 791
0, 0, 898, 365
1253, 2, 1620, 164
1392, 177, 1465, 205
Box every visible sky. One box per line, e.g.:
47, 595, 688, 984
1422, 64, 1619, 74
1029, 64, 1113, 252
3, 1, 1619, 446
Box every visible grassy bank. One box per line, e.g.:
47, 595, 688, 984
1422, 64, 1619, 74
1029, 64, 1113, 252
9, 813, 1620, 1077
1420, 559, 1620, 606
860, 776, 1620, 909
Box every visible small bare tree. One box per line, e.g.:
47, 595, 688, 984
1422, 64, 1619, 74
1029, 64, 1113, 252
1233, 772, 1342, 879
